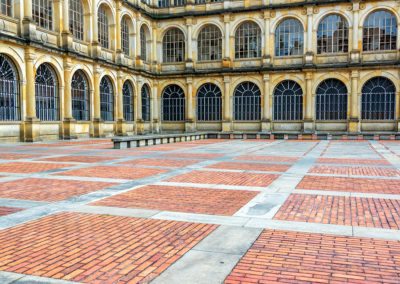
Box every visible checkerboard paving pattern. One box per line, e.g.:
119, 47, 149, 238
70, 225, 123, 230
274, 194, 400, 229
297, 175, 400, 194
0, 178, 115, 202
0, 206, 22, 217
91, 185, 259, 215
317, 158, 390, 165
0, 153, 39, 160
309, 165, 400, 177
162, 153, 224, 159
225, 230, 400, 284
168, 170, 279, 187
39, 155, 117, 163
120, 158, 201, 168
0, 212, 217, 283
58, 166, 167, 180
207, 162, 291, 172
234, 155, 298, 163
0, 162, 72, 174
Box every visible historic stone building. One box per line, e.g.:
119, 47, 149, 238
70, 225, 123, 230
0, 0, 398, 141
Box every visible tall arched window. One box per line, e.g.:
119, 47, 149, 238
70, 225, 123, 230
71, 70, 90, 121
0, 54, 20, 121
140, 25, 149, 61
362, 77, 395, 120
121, 16, 130, 56
98, 6, 109, 49
32, 0, 53, 30
100, 76, 114, 121
0, 0, 12, 17
198, 25, 222, 61
69, 0, 84, 41
235, 22, 262, 59
141, 84, 151, 122
317, 14, 348, 54
123, 81, 134, 121
197, 83, 222, 121
316, 79, 348, 120
163, 28, 185, 63
35, 64, 59, 121
363, 10, 397, 51
233, 82, 261, 121
162, 85, 185, 121
275, 19, 304, 56
274, 80, 303, 121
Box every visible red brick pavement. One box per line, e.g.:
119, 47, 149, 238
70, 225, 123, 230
162, 153, 224, 159
309, 165, 400, 177
207, 162, 290, 172
297, 175, 400, 194
0, 153, 39, 160
40, 156, 116, 163
0, 206, 22, 216
317, 157, 390, 165
59, 166, 167, 180
274, 194, 400, 229
168, 170, 279, 187
225, 229, 400, 284
234, 155, 298, 163
0, 178, 115, 201
0, 162, 72, 174
0, 212, 217, 283
92, 185, 258, 215
120, 158, 201, 168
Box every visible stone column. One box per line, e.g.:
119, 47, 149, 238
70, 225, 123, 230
93, 66, 103, 137
304, 6, 314, 65
349, 70, 360, 133
24, 48, 40, 142
151, 24, 158, 72
116, 72, 126, 136
350, 1, 361, 63
135, 15, 142, 67
136, 79, 144, 134
222, 76, 232, 132
61, 0, 73, 48
304, 72, 314, 133
262, 74, 271, 132
223, 14, 231, 68
263, 11, 271, 66
185, 77, 195, 132
22, 0, 35, 38
62, 58, 76, 139
152, 82, 160, 133
186, 18, 194, 70
115, 0, 123, 63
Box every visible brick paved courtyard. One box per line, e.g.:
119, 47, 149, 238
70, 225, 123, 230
0, 138, 400, 284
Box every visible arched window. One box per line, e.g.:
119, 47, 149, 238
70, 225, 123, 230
32, 0, 53, 30
197, 83, 222, 121
141, 84, 151, 122
275, 19, 304, 56
363, 10, 397, 51
35, 64, 59, 121
0, 54, 20, 121
69, 0, 84, 41
71, 70, 90, 121
98, 6, 109, 49
274, 80, 303, 121
198, 25, 222, 61
163, 28, 185, 63
235, 22, 262, 59
140, 25, 149, 61
316, 79, 348, 121
362, 77, 395, 120
121, 16, 130, 56
317, 14, 348, 54
123, 81, 134, 121
100, 76, 114, 121
233, 82, 261, 121
0, 0, 12, 17
162, 85, 185, 121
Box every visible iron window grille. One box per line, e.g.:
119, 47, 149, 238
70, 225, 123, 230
233, 82, 261, 121
71, 70, 90, 121
0, 54, 20, 121
196, 83, 222, 121
35, 64, 59, 121
121, 17, 130, 56
198, 25, 222, 61
163, 28, 185, 63
363, 10, 397, 51
317, 14, 349, 54
316, 79, 348, 121
69, 0, 84, 41
273, 80, 303, 121
98, 6, 109, 49
100, 76, 114, 121
162, 84, 185, 122
141, 84, 151, 122
362, 77, 395, 120
275, 18, 304, 57
123, 81, 134, 121
32, 0, 53, 30
235, 21, 261, 59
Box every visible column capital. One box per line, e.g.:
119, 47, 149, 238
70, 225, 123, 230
305, 72, 313, 80
263, 11, 272, 19
185, 17, 194, 26
351, 70, 360, 78
25, 51, 36, 62
223, 76, 231, 83
263, 74, 270, 82
117, 71, 124, 80
186, 77, 193, 84
63, 58, 73, 71
223, 14, 231, 23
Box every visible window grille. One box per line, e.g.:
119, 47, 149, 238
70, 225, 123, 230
196, 83, 222, 121
98, 6, 109, 49
233, 82, 261, 121
163, 28, 185, 63
69, 0, 84, 41
0, 54, 20, 121
141, 84, 151, 122
100, 76, 114, 121
123, 81, 134, 121
198, 25, 222, 61
121, 17, 130, 56
162, 84, 185, 121
273, 80, 303, 121
363, 10, 397, 51
140, 25, 148, 61
32, 0, 53, 30
362, 77, 395, 120
316, 79, 347, 120
71, 70, 90, 121
317, 14, 348, 54
275, 19, 304, 56
0, 0, 12, 17
235, 22, 261, 59
35, 64, 59, 121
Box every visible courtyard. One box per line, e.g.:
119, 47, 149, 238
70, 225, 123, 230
0, 138, 399, 283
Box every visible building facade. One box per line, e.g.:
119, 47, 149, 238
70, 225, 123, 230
0, 0, 399, 141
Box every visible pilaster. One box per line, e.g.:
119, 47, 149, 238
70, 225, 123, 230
93, 66, 104, 137
303, 72, 315, 133
350, 1, 361, 64
262, 74, 271, 132
222, 14, 232, 68
116, 71, 126, 136
62, 58, 77, 139
349, 70, 360, 133
185, 77, 195, 132
222, 76, 232, 132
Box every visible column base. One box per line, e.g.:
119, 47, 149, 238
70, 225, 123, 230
136, 119, 145, 135
348, 118, 360, 133
22, 18, 36, 40
116, 119, 127, 136
62, 118, 77, 140
261, 119, 272, 132
152, 119, 160, 134
185, 121, 196, 133
262, 55, 272, 67
23, 117, 41, 142
93, 118, 105, 138
304, 52, 314, 66
350, 50, 361, 64
61, 32, 73, 50
222, 58, 232, 68
222, 121, 232, 132
303, 120, 315, 133
185, 60, 194, 71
